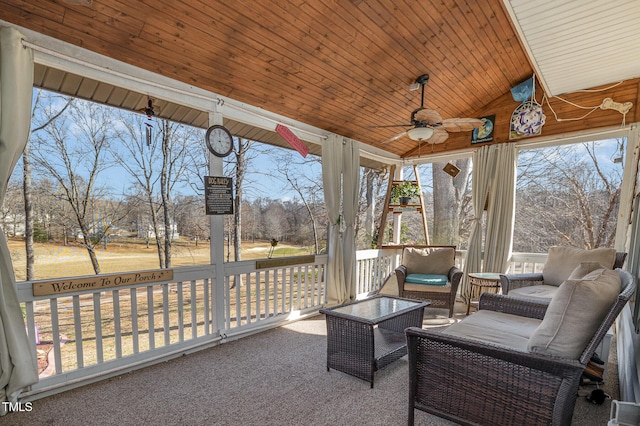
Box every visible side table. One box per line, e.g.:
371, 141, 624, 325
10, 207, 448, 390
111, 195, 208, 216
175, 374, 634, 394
466, 272, 501, 315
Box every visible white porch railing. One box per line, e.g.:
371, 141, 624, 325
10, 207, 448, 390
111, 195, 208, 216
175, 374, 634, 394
355, 248, 403, 295
16, 249, 547, 399
505, 252, 547, 274
16, 255, 327, 398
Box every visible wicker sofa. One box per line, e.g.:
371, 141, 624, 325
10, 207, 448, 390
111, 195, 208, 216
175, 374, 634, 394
500, 246, 627, 301
406, 267, 636, 426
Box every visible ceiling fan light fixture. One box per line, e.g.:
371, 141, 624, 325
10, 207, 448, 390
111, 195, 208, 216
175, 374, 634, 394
407, 126, 434, 141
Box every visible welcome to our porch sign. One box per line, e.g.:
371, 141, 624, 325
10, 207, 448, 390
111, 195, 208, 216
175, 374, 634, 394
32, 269, 174, 297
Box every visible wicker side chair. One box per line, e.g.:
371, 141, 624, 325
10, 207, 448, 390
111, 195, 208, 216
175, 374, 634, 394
501, 249, 627, 296
395, 245, 462, 318
405, 268, 635, 426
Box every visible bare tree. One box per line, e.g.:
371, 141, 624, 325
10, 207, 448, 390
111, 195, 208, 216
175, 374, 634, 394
112, 113, 165, 265
44, 181, 76, 245
263, 200, 287, 241
29, 179, 68, 242
0, 179, 24, 238
272, 152, 323, 254
220, 138, 276, 261
24, 90, 73, 279
430, 159, 472, 246
232, 138, 252, 262
159, 120, 195, 267
355, 168, 385, 249
173, 194, 208, 244
113, 114, 195, 268
515, 141, 623, 251
30, 100, 119, 274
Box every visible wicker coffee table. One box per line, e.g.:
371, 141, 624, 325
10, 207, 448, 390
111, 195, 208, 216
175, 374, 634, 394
320, 295, 429, 387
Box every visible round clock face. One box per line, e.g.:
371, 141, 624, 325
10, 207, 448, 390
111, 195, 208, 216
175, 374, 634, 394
205, 125, 233, 157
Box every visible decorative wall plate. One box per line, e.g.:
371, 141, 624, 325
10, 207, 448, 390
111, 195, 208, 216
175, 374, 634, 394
510, 101, 546, 140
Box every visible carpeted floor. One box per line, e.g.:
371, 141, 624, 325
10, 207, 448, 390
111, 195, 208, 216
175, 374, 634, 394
573, 324, 620, 426
3, 302, 618, 426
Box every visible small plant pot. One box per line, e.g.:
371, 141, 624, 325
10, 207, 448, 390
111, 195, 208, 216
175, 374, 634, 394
399, 196, 411, 206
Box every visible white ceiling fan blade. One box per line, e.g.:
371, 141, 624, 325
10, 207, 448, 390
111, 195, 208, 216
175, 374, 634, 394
414, 108, 443, 123
441, 118, 484, 132
427, 128, 449, 144
380, 130, 408, 144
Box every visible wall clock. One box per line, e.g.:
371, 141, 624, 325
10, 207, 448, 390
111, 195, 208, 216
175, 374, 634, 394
205, 125, 233, 157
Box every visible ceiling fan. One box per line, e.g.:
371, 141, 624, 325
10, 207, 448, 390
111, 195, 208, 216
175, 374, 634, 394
375, 74, 484, 145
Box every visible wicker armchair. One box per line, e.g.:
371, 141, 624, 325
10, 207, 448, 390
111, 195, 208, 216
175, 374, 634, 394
500, 249, 627, 298
395, 246, 462, 317
406, 268, 635, 426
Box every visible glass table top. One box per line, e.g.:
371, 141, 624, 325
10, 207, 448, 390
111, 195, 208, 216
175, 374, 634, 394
468, 272, 501, 280
325, 296, 425, 322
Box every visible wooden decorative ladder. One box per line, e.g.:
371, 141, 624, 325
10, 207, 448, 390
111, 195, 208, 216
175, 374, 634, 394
376, 164, 429, 247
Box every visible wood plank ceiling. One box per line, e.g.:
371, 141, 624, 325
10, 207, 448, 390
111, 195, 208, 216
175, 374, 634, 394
1, 0, 639, 162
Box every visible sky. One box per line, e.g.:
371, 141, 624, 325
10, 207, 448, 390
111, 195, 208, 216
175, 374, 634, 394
86, 150, 317, 201
12, 87, 626, 204
11, 136, 623, 205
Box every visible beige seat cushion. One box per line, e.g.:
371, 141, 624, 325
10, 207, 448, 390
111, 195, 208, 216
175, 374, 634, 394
527, 267, 621, 359
402, 247, 454, 276
542, 246, 616, 286
443, 310, 541, 351
508, 285, 558, 301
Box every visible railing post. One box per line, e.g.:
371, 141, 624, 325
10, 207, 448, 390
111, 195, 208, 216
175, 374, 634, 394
209, 109, 226, 337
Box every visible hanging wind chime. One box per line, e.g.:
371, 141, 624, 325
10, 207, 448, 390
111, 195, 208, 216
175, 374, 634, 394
142, 99, 155, 146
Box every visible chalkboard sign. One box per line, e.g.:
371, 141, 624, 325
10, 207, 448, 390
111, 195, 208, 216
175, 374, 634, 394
205, 176, 234, 215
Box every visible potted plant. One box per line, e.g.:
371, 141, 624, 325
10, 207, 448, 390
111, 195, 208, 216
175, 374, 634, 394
390, 181, 420, 206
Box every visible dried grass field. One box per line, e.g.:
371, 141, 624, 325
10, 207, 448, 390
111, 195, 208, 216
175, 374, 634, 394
8, 237, 313, 281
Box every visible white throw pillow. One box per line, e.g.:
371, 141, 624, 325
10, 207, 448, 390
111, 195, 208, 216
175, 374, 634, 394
542, 246, 616, 286
527, 268, 621, 359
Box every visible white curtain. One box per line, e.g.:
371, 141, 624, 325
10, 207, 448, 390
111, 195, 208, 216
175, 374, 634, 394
461, 145, 495, 301
341, 139, 360, 302
484, 143, 517, 274
322, 135, 345, 306
0, 27, 38, 413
